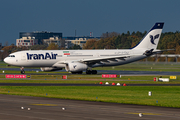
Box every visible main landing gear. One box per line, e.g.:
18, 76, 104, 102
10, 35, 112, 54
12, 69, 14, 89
86, 70, 97, 74
71, 70, 97, 74
71, 71, 83, 74
20, 67, 25, 74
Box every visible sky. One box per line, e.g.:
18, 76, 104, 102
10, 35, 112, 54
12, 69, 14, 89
0, 0, 180, 45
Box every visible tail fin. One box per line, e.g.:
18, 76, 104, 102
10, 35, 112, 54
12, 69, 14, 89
133, 22, 164, 50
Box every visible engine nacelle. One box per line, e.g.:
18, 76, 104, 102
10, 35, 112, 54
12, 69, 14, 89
40, 67, 62, 72
65, 62, 88, 72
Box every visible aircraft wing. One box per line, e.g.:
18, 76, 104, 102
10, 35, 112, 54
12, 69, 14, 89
79, 55, 130, 64
53, 54, 131, 67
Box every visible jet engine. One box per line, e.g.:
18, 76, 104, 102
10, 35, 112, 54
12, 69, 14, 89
40, 67, 62, 72
65, 62, 88, 72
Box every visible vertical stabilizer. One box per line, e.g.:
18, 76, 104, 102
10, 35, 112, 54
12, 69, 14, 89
133, 22, 164, 50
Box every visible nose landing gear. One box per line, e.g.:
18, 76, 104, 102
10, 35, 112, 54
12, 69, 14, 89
20, 67, 25, 74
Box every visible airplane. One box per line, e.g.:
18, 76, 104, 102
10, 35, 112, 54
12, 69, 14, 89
4, 22, 165, 74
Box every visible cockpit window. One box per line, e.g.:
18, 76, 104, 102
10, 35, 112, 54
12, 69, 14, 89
8, 55, 15, 57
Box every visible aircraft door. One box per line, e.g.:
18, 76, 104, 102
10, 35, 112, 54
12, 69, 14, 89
95, 53, 99, 57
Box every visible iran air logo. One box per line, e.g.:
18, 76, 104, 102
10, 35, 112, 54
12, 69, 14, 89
150, 34, 159, 45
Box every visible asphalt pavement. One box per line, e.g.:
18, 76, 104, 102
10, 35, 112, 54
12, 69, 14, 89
0, 94, 180, 120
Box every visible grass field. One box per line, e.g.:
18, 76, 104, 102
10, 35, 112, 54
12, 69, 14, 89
0, 74, 180, 84
0, 86, 180, 108
1, 61, 180, 108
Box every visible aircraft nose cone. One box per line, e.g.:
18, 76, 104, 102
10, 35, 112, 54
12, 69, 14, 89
4, 57, 9, 64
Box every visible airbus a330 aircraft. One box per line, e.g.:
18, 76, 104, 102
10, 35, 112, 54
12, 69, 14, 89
4, 22, 165, 74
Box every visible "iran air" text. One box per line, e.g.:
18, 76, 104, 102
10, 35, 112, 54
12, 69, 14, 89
27, 53, 58, 60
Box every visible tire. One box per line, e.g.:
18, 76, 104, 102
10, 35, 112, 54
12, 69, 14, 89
77, 71, 83, 74
86, 70, 97, 74
21, 70, 25, 74
92, 70, 97, 74
71, 71, 83, 74
86, 70, 91, 74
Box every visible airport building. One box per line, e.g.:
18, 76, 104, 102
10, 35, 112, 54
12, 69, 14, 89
19, 31, 62, 44
43, 37, 65, 48
16, 37, 38, 47
64, 37, 101, 49
16, 31, 100, 49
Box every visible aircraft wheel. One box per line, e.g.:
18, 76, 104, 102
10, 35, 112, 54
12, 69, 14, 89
71, 71, 83, 74
86, 70, 97, 74
77, 71, 83, 74
21, 70, 25, 74
92, 70, 97, 74
86, 70, 91, 74
71, 72, 76, 74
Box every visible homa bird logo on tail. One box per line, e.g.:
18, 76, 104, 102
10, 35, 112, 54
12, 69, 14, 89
150, 34, 159, 45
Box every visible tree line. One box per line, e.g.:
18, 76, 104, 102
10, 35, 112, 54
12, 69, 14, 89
83, 31, 180, 53
83, 31, 180, 62
1, 31, 180, 61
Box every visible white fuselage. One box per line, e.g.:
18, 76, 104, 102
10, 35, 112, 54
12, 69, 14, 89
4, 49, 146, 68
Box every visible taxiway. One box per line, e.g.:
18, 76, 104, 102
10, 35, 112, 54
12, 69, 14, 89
0, 94, 180, 120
